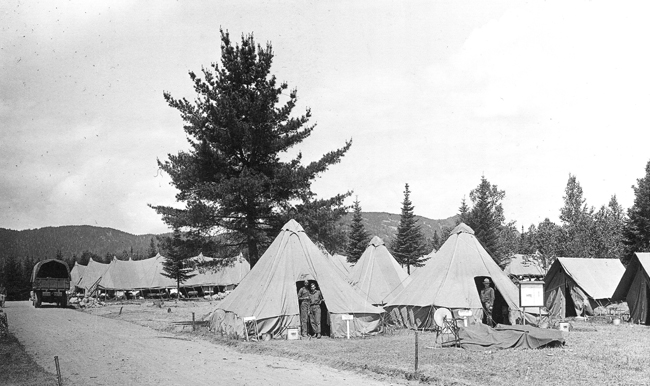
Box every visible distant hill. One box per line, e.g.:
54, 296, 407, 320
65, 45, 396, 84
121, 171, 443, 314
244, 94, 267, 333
340, 212, 459, 246
0, 212, 458, 261
0, 226, 159, 261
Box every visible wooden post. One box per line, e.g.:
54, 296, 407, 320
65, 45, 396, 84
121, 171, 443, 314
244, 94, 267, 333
192, 312, 195, 331
54, 356, 63, 386
119, 306, 123, 316
414, 330, 419, 373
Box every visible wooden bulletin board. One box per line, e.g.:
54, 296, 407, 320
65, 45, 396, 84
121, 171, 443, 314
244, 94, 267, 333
519, 281, 545, 308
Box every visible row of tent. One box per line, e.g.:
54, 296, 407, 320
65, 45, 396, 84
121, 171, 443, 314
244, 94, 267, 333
209, 219, 650, 339
209, 221, 525, 338
70, 253, 250, 294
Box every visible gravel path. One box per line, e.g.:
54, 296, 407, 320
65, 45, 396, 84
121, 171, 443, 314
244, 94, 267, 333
6, 301, 389, 385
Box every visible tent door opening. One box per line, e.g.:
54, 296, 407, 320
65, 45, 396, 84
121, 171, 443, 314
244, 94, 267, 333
564, 284, 578, 318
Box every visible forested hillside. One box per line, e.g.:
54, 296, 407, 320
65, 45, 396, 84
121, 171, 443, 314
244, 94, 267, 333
341, 212, 459, 248
0, 226, 158, 261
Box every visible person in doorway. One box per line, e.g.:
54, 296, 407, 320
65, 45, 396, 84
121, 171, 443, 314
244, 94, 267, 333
481, 278, 495, 325
308, 282, 324, 338
297, 280, 311, 337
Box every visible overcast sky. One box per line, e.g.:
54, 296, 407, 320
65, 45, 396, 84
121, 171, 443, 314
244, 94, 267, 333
2, 1, 650, 235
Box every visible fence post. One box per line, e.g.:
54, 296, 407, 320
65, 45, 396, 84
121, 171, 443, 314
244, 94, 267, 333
192, 312, 195, 331
54, 356, 63, 386
414, 330, 419, 373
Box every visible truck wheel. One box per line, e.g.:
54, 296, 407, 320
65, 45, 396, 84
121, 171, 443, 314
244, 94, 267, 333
35, 292, 42, 308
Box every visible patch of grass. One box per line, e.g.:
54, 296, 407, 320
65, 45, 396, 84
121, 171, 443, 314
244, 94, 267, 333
85, 303, 650, 385
0, 333, 60, 386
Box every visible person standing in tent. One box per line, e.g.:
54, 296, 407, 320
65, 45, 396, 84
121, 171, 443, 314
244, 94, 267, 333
298, 280, 311, 337
308, 282, 324, 338
481, 278, 495, 326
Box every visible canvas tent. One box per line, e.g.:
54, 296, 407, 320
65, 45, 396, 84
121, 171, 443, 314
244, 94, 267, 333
69, 262, 86, 290
327, 253, 352, 279
98, 254, 176, 291
209, 219, 384, 339
76, 258, 110, 292
385, 223, 521, 328
503, 254, 545, 279
544, 257, 624, 320
348, 236, 411, 305
182, 253, 250, 290
612, 252, 650, 324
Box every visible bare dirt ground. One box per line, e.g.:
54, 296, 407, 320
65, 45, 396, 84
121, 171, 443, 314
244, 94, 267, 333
5, 301, 394, 386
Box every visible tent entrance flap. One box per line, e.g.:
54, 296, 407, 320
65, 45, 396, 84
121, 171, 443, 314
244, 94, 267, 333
565, 285, 577, 317
474, 277, 511, 325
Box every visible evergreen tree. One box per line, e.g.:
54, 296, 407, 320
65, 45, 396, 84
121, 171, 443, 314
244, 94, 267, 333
147, 237, 158, 258
151, 30, 351, 268
458, 197, 470, 224
592, 195, 626, 259
345, 198, 370, 263
623, 160, 650, 265
532, 218, 562, 272
559, 175, 595, 257
160, 230, 196, 298
391, 184, 427, 274
465, 176, 504, 265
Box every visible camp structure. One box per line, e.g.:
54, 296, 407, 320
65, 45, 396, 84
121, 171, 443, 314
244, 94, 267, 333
544, 257, 624, 319
327, 253, 352, 279
208, 219, 385, 339
182, 253, 250, 294
69, 262, 86, 291
347, 236, 411, 305
75, 258, 110, 294
385, 223, 521, 328
98, 254, 176, 291
503, 253, 545, 280
612, 253, 650, 324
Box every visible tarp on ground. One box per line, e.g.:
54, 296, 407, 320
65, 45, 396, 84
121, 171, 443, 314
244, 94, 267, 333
209, 219, 384, 339
544, 257, 624, 320
459, 324, 565, 350
69, 263, 86, 290
76, 259, 110, 291
503, 254, 545, 278
612, 252, 650, 324
182, 253, 250, 288
386, 223, 521, 328
348, 236, 411, 305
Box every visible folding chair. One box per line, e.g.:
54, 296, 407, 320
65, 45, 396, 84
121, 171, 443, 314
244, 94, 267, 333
243, 316, 259, 341
433, 308, 461, 347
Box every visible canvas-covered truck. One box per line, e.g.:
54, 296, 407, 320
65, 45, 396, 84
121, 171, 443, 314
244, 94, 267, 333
31, 259, 71, 308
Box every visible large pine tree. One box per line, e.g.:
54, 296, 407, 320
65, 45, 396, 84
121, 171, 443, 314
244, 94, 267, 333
345, 198, 370, 263
151, 30, 351, 267
391, 184, 426, 274
623, 160, 650, 265
559, 174, 595, 257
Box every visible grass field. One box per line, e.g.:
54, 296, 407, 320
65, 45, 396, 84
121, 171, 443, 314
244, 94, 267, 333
86, 301, 650, 385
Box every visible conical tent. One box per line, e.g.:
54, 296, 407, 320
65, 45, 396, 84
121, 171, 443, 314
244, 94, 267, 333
544, 257, 624, 319
385, 223, 520, 328
209, 219, 384, 338
348, 236, 411, 305
612, 253, 650, 324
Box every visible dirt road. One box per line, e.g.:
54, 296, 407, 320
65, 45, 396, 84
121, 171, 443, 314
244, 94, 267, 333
6, 301, 390, 385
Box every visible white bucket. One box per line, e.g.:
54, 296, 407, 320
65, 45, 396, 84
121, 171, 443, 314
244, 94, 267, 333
287, 327, 300, 340
558, 322, 570, 332
612, 318, 621, 326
